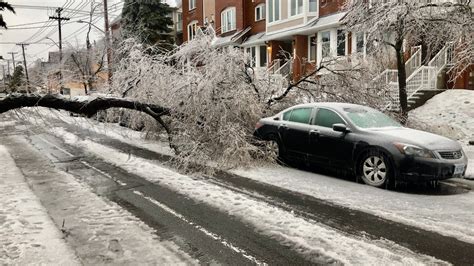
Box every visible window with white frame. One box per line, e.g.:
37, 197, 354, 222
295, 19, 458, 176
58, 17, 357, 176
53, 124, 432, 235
337, 29, 346, 56
268, 0, 280, 23
321, 31, 331, 58
189, 0, 196, 10
259, 46, 267, 67
290, 0, 303, 16
221, 7, 236, 33
308, 36, 316, 61
187, 21, 198, 40
255, 4, 265, 21
309, 0, 317, 12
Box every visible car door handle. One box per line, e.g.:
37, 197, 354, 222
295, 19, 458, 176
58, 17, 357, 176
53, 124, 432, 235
279, 124, 289, 130
309, 129, 320, 135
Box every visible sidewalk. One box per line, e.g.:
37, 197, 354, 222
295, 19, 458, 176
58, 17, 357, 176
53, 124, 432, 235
0, 145, 80, 265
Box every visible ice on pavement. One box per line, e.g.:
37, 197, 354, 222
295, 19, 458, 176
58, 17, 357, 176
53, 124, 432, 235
0, 145, 80, 265
54, 129, 446, 264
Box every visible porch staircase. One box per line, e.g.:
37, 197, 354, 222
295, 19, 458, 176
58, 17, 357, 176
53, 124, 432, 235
267, 59, 293, 89
377, 43, 454, 111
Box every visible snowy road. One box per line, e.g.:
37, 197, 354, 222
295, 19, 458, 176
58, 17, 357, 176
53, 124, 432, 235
1, 109, 474, 264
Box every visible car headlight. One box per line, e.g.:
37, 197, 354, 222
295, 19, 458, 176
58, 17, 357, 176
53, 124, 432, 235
394, 143, 435, 158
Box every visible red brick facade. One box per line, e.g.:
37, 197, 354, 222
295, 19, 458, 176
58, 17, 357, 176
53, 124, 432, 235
319, 0, 346, 17
244, 0, 266, 35
182, 0, 204, 42
215, 0, 244, 36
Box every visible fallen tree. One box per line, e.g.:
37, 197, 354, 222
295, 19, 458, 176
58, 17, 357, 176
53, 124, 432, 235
0, 94, 170, 118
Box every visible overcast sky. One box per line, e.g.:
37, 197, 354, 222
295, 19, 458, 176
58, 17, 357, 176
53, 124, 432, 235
0, 0, 124, 70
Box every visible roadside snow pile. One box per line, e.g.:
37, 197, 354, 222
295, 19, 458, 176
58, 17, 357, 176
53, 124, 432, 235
408, 89, 474, 178
0, 145, 80, 265
408, 89, 474, 145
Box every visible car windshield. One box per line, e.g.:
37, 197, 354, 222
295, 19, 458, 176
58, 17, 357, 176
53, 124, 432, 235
343, 107, 401, 128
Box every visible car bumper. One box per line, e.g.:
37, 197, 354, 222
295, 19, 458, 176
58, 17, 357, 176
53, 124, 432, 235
396, 156, 468, 182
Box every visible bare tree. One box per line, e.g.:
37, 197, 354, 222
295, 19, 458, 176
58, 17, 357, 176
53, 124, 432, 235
343, 0, 473, 122
68, 1, 106, 95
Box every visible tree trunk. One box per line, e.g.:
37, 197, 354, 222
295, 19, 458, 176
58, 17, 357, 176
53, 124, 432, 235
395, 43, 408, 124
0, 94, 170, 118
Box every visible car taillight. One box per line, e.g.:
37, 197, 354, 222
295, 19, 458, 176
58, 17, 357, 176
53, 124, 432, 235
255, 121, 264, 130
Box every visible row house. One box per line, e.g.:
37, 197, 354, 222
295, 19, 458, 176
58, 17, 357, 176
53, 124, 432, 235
183, 0, 360, 82
182, 0, 473, 91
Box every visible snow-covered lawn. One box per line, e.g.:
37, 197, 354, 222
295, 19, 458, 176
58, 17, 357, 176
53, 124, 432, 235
52, 128, 445, 264
0, 145, 80, 265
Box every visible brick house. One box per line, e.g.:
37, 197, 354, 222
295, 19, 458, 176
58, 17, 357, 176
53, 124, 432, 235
182, 0, 473, 91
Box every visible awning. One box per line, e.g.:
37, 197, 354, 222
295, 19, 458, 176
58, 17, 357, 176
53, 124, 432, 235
212, 26, 252, 47
264, 12, 347, 41
241, 32, 266, 47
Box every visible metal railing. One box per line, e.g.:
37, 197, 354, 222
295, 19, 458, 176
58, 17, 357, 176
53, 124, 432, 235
405, 45, 422, 79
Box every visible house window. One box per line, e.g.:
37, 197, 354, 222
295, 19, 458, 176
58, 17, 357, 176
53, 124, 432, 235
290, 0, 303, 16
268, 0, 280, 23
221, 7, 236, 33
356, 32, 364, 53
309, 36, 316, 61
255, 4, 265, 21
187, 21, 198, 40
177, 13, 182, 31
337, 30, 346, 56
321, 31, 330, 58
189, 0, 196, 10
309, 0, 317, 12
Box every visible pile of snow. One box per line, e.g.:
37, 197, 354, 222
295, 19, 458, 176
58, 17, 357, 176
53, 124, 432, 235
0, 145, 79, 264
408, 89, 474, 144
408, 89, 474, 178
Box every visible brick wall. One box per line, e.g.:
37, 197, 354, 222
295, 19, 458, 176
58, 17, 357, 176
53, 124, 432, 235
215, 0, 244, 36
244, 0, 266, 35
319, 0, 346, 17
182, 0, 204, 42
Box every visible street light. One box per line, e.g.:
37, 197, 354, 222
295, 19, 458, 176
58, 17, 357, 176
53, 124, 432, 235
77, 20, 112, 88
77, 20, 105, 33
44, 37, 60, 48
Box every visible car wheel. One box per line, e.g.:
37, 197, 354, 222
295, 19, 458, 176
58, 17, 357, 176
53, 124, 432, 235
268, 135, 286, 165
360, 151, 390, 187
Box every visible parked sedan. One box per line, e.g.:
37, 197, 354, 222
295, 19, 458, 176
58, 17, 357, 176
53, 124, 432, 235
254, 103, 468, 187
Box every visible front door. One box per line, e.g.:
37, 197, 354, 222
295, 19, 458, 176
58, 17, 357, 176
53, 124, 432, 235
308, 108, 354, 168
279, 107, 313, 158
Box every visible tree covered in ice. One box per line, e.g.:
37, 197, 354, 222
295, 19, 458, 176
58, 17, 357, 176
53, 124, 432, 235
110, 29, 385, 171
343, 0, 474, 121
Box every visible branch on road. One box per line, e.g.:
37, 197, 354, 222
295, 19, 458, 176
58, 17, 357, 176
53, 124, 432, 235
0, 93, 171, 119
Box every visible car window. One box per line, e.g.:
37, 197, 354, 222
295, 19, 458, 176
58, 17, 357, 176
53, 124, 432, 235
282, 110, 292, 121
313, 108, 345, 128
343, 107, 401, 128
288, 108, 312, 124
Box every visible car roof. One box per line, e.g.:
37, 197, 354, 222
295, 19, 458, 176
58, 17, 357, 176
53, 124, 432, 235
283, 102, 371, 112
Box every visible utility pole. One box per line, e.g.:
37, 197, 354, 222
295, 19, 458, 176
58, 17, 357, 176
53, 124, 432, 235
5, 59, 11, 76
17, 43, 30, 92
103, 0, 113, 86
49, 7, 70, 93
8, 52, 18, 69
2, 65, 6, 89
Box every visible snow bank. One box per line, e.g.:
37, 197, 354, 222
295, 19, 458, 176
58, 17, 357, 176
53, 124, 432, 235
408, 89, 474, 178
408, 89, 474, 144
0, 145, 80, 265
54, 131, 445, 264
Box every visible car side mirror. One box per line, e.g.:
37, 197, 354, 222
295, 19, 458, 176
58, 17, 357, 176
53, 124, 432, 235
273, 116, 280, 121
333, 123, 350, 133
